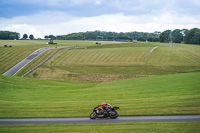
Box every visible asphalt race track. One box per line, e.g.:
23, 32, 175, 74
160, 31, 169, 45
0, 115, 200, 125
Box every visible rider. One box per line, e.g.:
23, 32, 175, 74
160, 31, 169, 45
98, 102, 112, 112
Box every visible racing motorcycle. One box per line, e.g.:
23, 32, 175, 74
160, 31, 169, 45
90, 106, 119, 119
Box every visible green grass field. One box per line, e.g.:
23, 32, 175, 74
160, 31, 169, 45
0, 41, 200, 132
0, 72, 199, 118
1, 121, 200, 133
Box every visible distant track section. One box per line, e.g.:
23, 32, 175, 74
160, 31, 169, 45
2, 45, 92, 76
0, 115, 200, 125
2, 47, 62, 76
21, 48, 63, 77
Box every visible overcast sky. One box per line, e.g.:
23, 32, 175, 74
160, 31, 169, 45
0, 0, 200, 38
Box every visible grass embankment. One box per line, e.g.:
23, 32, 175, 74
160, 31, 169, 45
1, 121, 200, 133
0, 40, 97, 75
29, 42, 200, 82
0, 72, 199, 118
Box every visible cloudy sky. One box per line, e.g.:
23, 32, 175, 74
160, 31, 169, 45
0, 0, 200, 38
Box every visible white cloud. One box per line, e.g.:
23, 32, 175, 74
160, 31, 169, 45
95, 0, 103, 5
5, 11, 75, 25
0, 10, 200, 38
191, 0, 200, 7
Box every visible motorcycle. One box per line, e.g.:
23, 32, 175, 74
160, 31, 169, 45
90, 106, 119, 119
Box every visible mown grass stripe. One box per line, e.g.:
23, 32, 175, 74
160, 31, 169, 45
0, 48, 16, 60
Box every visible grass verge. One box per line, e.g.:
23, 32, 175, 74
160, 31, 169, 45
0, 121, 200, 133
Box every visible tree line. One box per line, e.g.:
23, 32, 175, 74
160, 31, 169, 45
0, 31, 20, 40
22, 34, 34, 40
1, 28, 199, 44
159, 28, 200, 44
0, 31, 35, 40
55, 28, 200, 44
56, 31, 160, 42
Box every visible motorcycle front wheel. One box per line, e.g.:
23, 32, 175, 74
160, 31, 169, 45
90, 112, 97, 119
110, 111, 119, 119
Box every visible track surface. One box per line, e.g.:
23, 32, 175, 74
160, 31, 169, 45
0, 115, 200, 125
2, 46, 69, 76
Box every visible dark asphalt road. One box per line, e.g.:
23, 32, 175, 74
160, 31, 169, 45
2, 46, 69, 76
0, 115, 200, 125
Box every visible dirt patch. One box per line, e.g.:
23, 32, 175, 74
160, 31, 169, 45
68, 74, 150, 82
28, 67, 151, 82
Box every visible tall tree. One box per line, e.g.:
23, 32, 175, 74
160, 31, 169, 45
23, 34, 28, 39
29, 34, 34, 40
48, 35, 55, 40
44, 35, 49, 39
159, 30, 171, 43
193, 30, 200, 44
185, 28, 200, 44
172, 29, 182, 43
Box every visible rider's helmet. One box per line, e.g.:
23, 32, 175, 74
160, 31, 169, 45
102, 102, 106, 105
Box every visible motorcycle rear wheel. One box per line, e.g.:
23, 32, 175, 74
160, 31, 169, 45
110, 111, 119, 119
90, 112, 97, 119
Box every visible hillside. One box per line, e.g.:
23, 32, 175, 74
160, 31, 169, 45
26, 42, 200, 82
